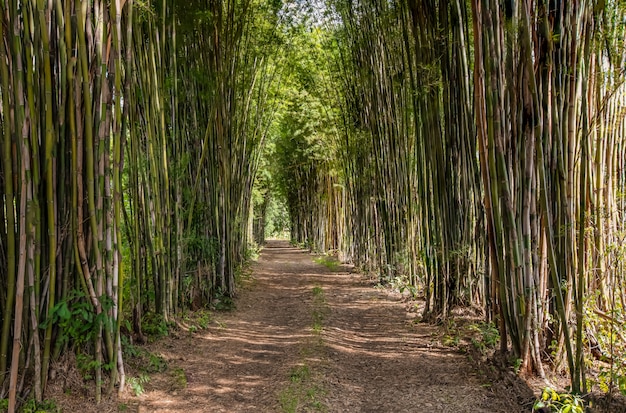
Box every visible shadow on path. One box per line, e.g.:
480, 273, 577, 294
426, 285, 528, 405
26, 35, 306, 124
127, 240, 533, 412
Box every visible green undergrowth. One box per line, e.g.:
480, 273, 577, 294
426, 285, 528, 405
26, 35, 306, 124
122, 332, 188, 399
437, 317, 500, 355
279, 364, 326, 413
311, 286, 329, 335
122, 336, 168, 374
0, 398, 60, 413
126, 374, 151, 396
182, 309, 213, 333
532, 387, 585, 413
171, 367, 188, 390
313, 256, 340, 272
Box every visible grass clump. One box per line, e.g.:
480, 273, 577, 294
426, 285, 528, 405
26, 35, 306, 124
314, 256, 340, 272
311, 286, 329, 334
279, 364, 326, 413
171, 367, 188, 390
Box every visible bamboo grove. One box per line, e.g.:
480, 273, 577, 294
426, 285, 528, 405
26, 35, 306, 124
0, 0, 280, 408
270, 25, 346, 254
1, 0, 626, 409
275, 0, 626, 396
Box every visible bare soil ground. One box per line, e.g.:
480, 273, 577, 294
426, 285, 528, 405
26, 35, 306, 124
50, 240, 538, 412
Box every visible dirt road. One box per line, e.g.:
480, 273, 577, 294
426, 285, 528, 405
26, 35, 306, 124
56, 240, 531, 412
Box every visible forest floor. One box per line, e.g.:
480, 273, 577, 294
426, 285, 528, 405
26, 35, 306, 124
50, 240, 549, 412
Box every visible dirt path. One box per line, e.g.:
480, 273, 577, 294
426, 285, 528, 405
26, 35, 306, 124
59, 240, 531, 412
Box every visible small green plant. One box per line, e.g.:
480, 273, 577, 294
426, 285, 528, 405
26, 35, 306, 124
312, 286, 324, 297
439, 319, 461, 347
512, 358, 523, 374
245, 244, 261, 261
184, 309, 213, 333
597, 367, 626, 395
147, 352, 167, 373
75, 352, 114, 381
389, 275, 418, 297
127, 374, 150, 396
279, 387, 299, 413
442, 334, 460, 347
171, 367, 188, 390
311, 286, 328, 334
197, 310, 212, 329
471, 337, 485, 353
312, 318, 323, 333
122, 337, 168, 375
314, 256, 339, 271
212, 287, 236, 311
142, 312, 170, 338
469, 322, 500, 353
121, 334, 142, 358
279, 364, 326, 413
290, 365, 311, 383
20, 398, 60, 413
532, 387, 585, 413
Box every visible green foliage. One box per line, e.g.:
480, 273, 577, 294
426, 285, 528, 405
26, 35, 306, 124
186, 233, 219, 266
278, 387, 299, 413
127, 374, 150, 397
212, 287, 236, 311
442, 334, 460, 347
312, 286, 324, 298
183, 309, 213, 333
235, 263, 254, 286
171, 368, 188, 390
314, 256, 339, 271
121, 334, 141, 358
583, 289, 626, 395
290, 365, 311, 383
388, 275, 418, 298
245, 244, 261, 261
76, 353, 114, 381
441, 319, 460, 347
146, 352, 168, 373
42, 291, 114, 347
197, 310, 212, 329
597, 367, 626, 395
122, 335, 167, 374
141, 313, 171, 339
533, 388, 585, 413
14, 399, 60, 413
279, 364, 326, 413
311, 285, 328, 334
263, 24, 342, 249
264, 196, 291, 239
469, 322, 500, 354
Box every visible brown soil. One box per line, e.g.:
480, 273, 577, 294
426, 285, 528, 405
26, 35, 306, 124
50, 240, 536, 412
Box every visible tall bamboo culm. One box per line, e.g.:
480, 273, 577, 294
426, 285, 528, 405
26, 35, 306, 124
0, 0, 133, 407
0, 0, 281, 409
